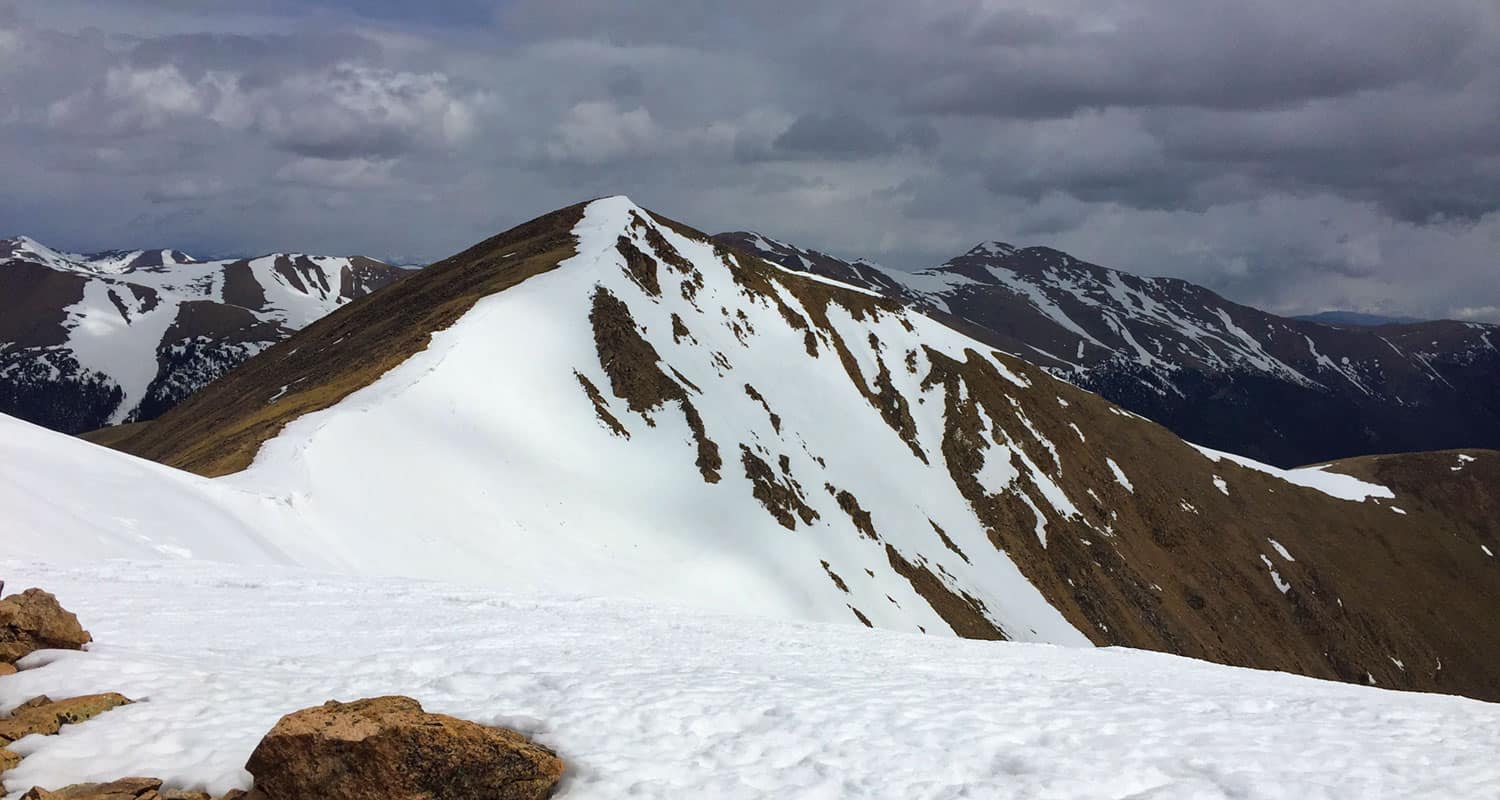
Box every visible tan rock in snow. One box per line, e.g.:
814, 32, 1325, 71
20, 777, 162, 799
12, 695, 52, 712
245, 695, 563, 800
0, 693, 132, 743
0, 589, 92, 664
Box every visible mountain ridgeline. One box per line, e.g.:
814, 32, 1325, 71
717, 232, 1500, 467
75, 197, 1500, 701
0, 236, 407, 433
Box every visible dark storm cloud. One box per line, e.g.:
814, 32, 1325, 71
769, 111, 938, 160
890, 4, 1481, 117
1, 0, 1497, 321
604, 66, 645, 100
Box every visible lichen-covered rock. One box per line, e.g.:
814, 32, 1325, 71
20, 777, 162, 799
0, 662, 17, 676
13, 695, 52, 712
159, 790, 212, 800
245, 696, 563, 800
1, 745, 21, 772
0, 589, 92, 664
0, 693, 132, 743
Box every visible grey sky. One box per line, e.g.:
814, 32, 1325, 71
1, 0, 1496, 320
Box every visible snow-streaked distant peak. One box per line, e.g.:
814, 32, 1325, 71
3, 237, 202, 275
3, 234, 404, 428
81, 250, 151, 274
3, 235, 81, 271
965, 241, 1017, 258
82, 248, 201, 273
745, 230, 795, 253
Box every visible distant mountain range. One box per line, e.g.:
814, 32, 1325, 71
6, 223, 1498, 471
717, 232, 1500, 467
0, 236, 407, 433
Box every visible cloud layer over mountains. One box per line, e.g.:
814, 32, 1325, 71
2, 0, 1497, 320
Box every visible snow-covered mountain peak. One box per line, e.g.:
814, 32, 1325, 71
2, 236, 206, 275
2, 235, 78, 271
965, 240, 1018, 258
80, 247, 202, 274
78, 196, 1500, 701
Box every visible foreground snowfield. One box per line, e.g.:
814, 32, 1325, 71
3, 560, 1497, 800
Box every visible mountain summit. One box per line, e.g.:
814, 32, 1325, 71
18, 196, 1491, 700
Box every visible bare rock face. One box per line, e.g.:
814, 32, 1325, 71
0, 693, 133, 743
245, 696, 563, 800
21, 777, 163, 799
0, 589, 92, 664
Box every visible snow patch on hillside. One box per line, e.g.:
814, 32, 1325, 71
1260, 554, 1292, 594
1190, 444, 1394, 502
62, 281, 182, 424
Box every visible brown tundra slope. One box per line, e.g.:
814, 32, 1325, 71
96, 197, 1500, 700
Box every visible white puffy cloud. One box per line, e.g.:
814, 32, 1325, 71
245, 65, 481, 158
539, 100, 788, 166
544, 101, 661, 164
47, 61, 482, 158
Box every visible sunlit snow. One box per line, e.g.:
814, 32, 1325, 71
4, 560, 1499, 800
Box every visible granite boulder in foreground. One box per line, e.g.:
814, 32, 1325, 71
245, 696, 564, 800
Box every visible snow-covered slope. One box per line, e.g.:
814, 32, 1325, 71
24, 196, 1500, 701
0, 236, 406, 433
5, 559, 1499, 800
718, 232, 1500, 467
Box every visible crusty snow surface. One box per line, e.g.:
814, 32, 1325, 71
4, 559, 1499, 800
